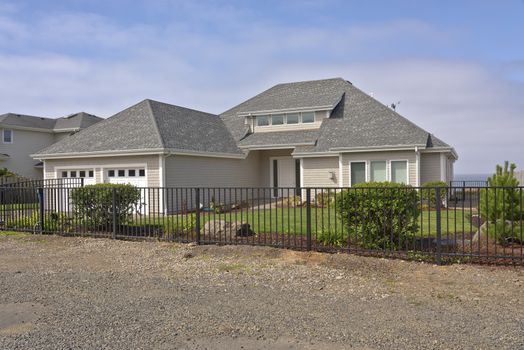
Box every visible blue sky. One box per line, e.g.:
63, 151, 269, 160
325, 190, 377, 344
1, 0, 523, 174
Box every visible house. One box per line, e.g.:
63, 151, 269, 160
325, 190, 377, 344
32, 78, 457, 211
0, 112, 102, 178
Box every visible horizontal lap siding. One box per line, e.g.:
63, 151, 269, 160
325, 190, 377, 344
165, 153, 262, 212
341, 151, 417, 186
302, 157, 339, 187
420, 153, 442, 184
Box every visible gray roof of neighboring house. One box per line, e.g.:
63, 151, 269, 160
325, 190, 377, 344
0, 112, 102, 131
53, 112, 103, 130
35, 99, 243, 156
221, 78, 452, 153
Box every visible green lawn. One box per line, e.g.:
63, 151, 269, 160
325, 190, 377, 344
0, 203, 38, 211
133, 207, 476, 237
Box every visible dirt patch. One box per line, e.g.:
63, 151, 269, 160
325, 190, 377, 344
0, 302, 46, 336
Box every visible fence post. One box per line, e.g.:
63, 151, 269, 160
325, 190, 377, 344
195, 188, 201, 245
38, 187, 44, 234
112, 187, 117, 239
306, 188, 312, 251
435, 186, 442, 265
81, 177, 84, 187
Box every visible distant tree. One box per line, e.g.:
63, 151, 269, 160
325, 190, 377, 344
0, 168, 15, 177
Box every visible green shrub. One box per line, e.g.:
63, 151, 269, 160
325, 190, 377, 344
336, 182, 420, 249
4, 211, 72, 232
420, 181, 448, 208
315, 189, 335, 207
479, 161, 522, 223
317, 225, 346, 247
164, 214, 196, 236
70, 184, 141, 228
482, 220, 523, 246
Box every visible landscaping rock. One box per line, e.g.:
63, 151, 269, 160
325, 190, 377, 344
204, 220, 255, 239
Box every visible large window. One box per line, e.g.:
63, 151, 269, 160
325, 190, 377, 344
391, 161, 408, 184
370, 161, 387, 182
350, 162, 366, 186
2, 129, 12, 143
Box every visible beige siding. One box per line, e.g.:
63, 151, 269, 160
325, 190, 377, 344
341, 151, 417, 186
302, 156, 339, 187
165, 152, 262, 188
43, 155, 161, 186
420, 153, 442, 184
0, 128, 55, 179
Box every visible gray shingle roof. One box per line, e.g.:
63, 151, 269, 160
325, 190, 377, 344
35, 99, 242, 156
0, 112, 102, 131
238, 129, 319, 148
54, 112, 103, 130
221, 78, 452, 153
0, 113, 56, 129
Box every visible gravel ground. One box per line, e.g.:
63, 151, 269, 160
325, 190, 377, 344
0, 233, 523, 350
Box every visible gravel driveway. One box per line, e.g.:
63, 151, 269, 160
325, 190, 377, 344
0, 233, 523, 349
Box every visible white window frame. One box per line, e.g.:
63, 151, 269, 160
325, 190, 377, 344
101, 164, 148, 183
256, 115, 270, 127
349, 161, 368, 187
300, 111, 315, 123
2, 129, 13, 144
389, 159, 409, 185
56, 167, 96, 179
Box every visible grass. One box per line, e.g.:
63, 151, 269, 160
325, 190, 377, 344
0, 203, 38, 211
132, 206, 476, 237
0, 231, 30, 238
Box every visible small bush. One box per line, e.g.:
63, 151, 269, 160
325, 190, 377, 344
481, 220, 523, 246
315, 190, 335, 208
70, 184, 141, 228
420, 181, 448, 208
336, 182, 420, 250
317, 226, 346, 247
164, 214, 196, 236
479, 161, 522, 223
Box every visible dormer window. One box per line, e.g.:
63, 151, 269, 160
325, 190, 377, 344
301, 112, 315, 123
256, 115, 270, 126
286, 113, 299, 124
272, 114, 284, 125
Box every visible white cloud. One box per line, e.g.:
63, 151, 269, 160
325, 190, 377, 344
0, 6, 522, 174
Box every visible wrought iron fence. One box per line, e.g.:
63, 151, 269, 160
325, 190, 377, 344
1, 184, 523, 265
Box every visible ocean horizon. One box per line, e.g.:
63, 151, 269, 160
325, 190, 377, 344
453, 173, 490, 182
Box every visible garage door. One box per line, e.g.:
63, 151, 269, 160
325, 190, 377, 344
106, 168, 148, 214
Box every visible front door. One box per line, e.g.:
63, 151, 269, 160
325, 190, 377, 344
272, 157, 296, 197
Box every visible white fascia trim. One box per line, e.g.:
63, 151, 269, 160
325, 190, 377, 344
420, 147, 459, 160
32, 148, 247, 160
331, 145, 424, 152
31, 148, 166, 160
240, 143, 315, 150
293, 152, 338, 158
0, 125, 54, 133
238, 105, 335, 116
167, 149, 246, 159
53, 128, 81, 133
338, 154, 343, 187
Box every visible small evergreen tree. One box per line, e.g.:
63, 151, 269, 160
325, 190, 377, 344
479, 161, 522, 222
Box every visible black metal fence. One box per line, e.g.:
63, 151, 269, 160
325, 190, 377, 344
1, 184, 523, 265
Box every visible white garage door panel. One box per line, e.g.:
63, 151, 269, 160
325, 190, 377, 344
106, 168, 148, 214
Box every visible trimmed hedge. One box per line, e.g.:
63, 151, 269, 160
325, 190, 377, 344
70, 183, 141, 228
420, 181, 448, 208
335, 182, 420, 249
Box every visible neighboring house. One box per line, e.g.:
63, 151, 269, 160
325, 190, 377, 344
0, 112, 102, 178
32, 78, 457, 210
